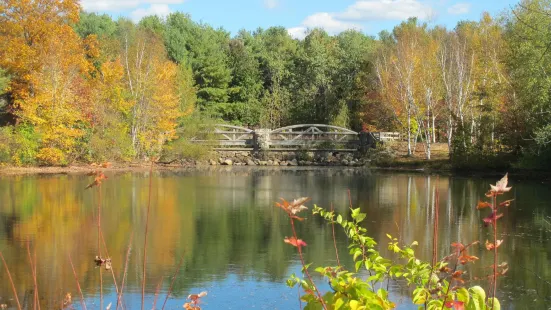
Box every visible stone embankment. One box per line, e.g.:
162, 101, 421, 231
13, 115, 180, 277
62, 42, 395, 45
197, 150, 369, 167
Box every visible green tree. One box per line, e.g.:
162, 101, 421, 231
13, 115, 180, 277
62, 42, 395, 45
292, 29, 341, 124
224, 31, 263, 125
255, 27, 297, 128
505, 0, 551, 168
165, 13, 231, 116
73, 12, 117, 39
335, 30, 376, 130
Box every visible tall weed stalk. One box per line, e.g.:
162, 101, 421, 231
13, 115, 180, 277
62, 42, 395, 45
0, 251, 21, 310
477, 173, 513, 308
141, 161, 154, 310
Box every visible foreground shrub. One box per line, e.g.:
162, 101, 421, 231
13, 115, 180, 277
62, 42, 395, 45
278, 174, 513, 309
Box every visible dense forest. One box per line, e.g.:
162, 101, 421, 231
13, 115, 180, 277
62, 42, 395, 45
1, 0, 551, 169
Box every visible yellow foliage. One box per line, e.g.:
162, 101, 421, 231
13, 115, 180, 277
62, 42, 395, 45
122, 29, 183, 157
0, 0, 94, 164
36, 147, 66, 166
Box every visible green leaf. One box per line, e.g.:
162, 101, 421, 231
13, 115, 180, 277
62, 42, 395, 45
337, 214, 343, 224
456, 287, 469, 305
466, 286, 486, 310
353, 249, 363, 261
487, 297, 500, 310
355, 213, 366, 223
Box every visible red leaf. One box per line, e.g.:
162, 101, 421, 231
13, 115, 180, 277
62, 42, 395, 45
453, 301, 465, 310
284, 237, 307, 248
275, 197, 309, 215
477, 201, 492, 210
290, 215, 305, 222
485, 239, 503, 250
451, 242, 465, 251
445, 301, 465, 310
458, 252, 479, 265
499, 199, 514, 208
483, 211, 503, 226
452, 270, 464, 278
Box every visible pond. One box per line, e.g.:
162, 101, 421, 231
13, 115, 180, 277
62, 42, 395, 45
0, 167, 550, 309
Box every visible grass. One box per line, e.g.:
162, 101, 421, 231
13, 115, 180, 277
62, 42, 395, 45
370, 141, 452, 171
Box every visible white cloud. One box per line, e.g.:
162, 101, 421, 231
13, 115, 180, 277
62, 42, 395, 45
287, 0, 435, 39
288, 27, 307, 40
80, 0, 185, 12
303, 13, 362, 33
447, 3, 471, 15
287, 13, 362, 39
264, 0, 279, 9
130, 4, 172, 22
337, 0, 435, 21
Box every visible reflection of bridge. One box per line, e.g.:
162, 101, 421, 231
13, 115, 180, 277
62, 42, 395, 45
190, 124, 400, 151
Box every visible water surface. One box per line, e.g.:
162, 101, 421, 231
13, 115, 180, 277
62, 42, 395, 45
0, 168, 550, 309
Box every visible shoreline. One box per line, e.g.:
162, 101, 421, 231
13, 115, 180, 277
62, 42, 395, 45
0, 161, 548, 181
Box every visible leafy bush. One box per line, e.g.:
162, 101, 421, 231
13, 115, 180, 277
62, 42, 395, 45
161, 112, 217, 161
450, 125, 513, 171
517, 124, 551, 170
88, 126, 135, 162
10, 124, 40, 166
36, 147, 66, 166
277, 185, 511, 310
0, 126, 12, 163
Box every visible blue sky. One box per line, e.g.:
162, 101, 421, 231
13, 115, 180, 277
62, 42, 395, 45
80, 0, 520, 38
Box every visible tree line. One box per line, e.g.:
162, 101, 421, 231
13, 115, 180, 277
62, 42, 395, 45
0, 0, 550, 169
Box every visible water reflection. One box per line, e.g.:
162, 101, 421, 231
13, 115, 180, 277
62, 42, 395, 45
0, 168, 550, 309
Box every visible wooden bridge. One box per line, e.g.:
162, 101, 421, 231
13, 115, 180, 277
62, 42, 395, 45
190, 124, 400, 151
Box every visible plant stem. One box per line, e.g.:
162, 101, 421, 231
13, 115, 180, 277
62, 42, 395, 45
141, 161, 154, 310
297, 284, 302, 310
289, 218, 328, 310
161, 253, 186, 310
117, 232, 134, 310
440, 250, 460, 310
330, 203, 341, 267
425, 187, 439, 310
98, 186, 102, 255
100, 229, 120, 297
432, 187, 439, 267
347, 189, 374, 288
0, 251, 21, 310
98, 183, 103, 309
152, 277, 163, 310
26, 241, 39, 310
34, 244, 40, 310
68, 253, 87, 310
492, 194, 498, 309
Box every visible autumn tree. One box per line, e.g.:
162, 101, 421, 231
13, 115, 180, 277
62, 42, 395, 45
0, 0, 98, 164
119, 24, 184, 158
376, 19, 427, 156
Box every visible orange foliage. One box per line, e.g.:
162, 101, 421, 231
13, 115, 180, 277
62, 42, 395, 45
0, 0, 97, 164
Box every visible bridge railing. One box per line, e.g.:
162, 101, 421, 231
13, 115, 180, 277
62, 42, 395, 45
190, 124, 254, 148
267, 124, 359, 151
372, 132, 402, 142
190, 124, 399, 151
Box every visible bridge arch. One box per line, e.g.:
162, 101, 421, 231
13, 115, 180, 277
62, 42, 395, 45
270, 124, 357, 135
